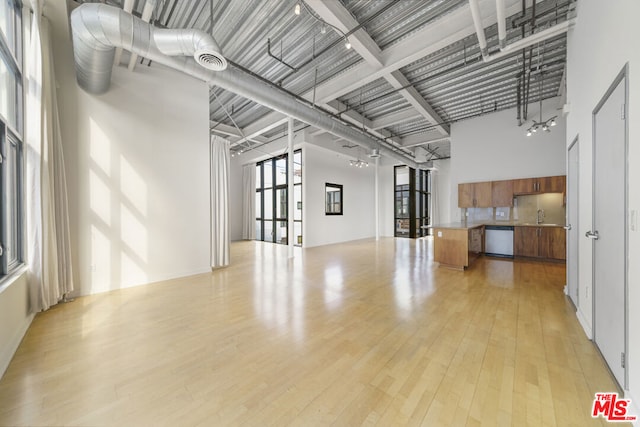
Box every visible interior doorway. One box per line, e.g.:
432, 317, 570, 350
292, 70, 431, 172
591, 66, 628, 389
567, 137, 579, 307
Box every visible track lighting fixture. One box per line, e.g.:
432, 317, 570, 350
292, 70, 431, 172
321, 23, 326, 34
524, 72, 557, 137
294, 3, 301, 15
345, 39, 352, 49
349, 159, 368, 168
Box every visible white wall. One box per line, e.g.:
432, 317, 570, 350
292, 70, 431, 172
448, 99, 567, 221
377, 162, 395, 238
0, 273, 34, 378
50, 2, 211, 296
304, 143, 376, 247
229, 155, 243, 242
565, 0, 640, 416
432, 159, 451, 225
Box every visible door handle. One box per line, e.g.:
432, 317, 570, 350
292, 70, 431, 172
564, 224, 572, 230
585, 230, 599, 240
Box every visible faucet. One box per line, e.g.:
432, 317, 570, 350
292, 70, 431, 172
537, 209, 545, 224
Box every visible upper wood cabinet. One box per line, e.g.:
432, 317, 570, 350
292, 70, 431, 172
513, 175, 566, 195
539, 175, 566, 193
512, 178, 536, 194
459, 175, 566, 208
458, 181, 492, 208
491, 180, 514, 207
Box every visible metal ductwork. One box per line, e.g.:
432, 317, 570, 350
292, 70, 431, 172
71, 3, 226, 94
70, 3, 420, 169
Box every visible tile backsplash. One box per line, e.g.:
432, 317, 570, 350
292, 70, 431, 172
463, 193, 565, 224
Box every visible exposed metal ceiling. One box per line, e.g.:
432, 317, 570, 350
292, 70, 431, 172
73, 0, 575, 161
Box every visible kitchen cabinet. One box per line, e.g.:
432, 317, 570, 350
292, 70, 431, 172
459, 175, 566, 208
458, 181, 492, 208
513, 175, 566, 195
540, 227, 566, 260
514, 226, 566, 260
539, 175, 566, 193
514, 226, 539, 257
491, 180, 514, 207
433, 225, 484, 269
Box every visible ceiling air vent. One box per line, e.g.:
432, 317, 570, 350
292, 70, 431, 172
195, 50, 227, 71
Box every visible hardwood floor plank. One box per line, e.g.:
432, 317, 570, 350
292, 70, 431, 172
0, 238, 628, 426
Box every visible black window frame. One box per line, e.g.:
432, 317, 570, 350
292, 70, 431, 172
0, 0, 24, 280
394, 166, 430, 238
255, 149, 302, 246
324, 183, 343, 216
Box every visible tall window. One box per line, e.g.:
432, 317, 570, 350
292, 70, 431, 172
0, 0, 24, 278
394, 166, 430, 238
255, 150, 302, 246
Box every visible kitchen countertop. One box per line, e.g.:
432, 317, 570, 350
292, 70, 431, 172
431, 221, 565, 230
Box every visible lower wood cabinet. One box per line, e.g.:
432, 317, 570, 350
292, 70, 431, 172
514, 227, 539, 257
433, 226, 483, 269
514, 226, 566, 260
540, 227, 566, 260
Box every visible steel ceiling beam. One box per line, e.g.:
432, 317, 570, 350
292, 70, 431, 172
210, 121, 268, 144
242, 0, 522, 142
371, 109, 422, 130
306, 0, 449, 136
313, 0, 524, 103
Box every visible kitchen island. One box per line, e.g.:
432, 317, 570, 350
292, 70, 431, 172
431, 221, 566, 270
431, 223, 484, 270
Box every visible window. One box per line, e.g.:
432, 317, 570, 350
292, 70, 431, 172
0, 0, 24, 278
325, 183, 343, 215
255, 150, 302, 245
394, 166, 430, 238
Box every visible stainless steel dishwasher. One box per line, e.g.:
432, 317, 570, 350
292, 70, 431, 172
484, 225, 514, 258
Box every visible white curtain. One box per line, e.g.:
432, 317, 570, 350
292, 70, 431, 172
241, 164, 256, 240
210, 135, 230, 268
26, 3, 75, 312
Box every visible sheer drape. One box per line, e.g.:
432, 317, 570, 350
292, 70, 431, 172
210, 136, 230, 268
241, 164, 256, 240
26, 3, 75, 312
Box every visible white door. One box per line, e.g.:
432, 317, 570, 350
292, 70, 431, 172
567, 139, 579, 306
592, 73, 627, 388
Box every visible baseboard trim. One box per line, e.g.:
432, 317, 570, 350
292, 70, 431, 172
624, 389, 640, 426
0, 312, 35, 379
576, 307, 593, 340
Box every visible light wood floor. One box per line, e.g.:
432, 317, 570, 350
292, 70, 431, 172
0, 238, 625, 426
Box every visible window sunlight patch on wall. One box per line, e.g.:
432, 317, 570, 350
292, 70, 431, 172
121, 252, 148, 286
120, 155, 148, 216
89, 118, 111, 175
89, 169, 112, 226
120, 205, 148, 264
